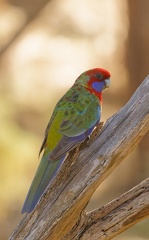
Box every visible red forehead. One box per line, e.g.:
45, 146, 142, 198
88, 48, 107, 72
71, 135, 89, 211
86, 68, 111, 78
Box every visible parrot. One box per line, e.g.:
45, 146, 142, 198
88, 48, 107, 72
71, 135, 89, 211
22, 68, 111, 213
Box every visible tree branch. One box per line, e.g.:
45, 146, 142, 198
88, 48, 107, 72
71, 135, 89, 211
9, 75, 149, 240
0, 0, 52, 56
76, 177, 149, 240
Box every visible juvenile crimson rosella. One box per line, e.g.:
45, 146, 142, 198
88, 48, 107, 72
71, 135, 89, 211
22, 68, 111, 213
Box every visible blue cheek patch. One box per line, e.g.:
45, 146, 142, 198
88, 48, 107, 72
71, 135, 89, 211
92, 81, 104, 92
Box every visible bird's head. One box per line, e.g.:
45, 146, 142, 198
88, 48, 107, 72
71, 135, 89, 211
76, 68, 111, 101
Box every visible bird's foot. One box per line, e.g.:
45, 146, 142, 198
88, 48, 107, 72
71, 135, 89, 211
80, 121, 104, 150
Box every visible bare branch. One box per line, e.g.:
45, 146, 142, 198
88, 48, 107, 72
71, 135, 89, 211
0, 0, 52, 56
77, 177, 149, 240
9, 75, 149, 240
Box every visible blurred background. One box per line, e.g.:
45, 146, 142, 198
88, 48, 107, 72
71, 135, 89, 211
0, 0, 149, 239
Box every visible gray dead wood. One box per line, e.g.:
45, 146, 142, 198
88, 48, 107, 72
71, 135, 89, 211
9, 75, 149, 240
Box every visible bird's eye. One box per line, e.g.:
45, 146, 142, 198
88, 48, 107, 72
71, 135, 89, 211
96, 73, 102, 79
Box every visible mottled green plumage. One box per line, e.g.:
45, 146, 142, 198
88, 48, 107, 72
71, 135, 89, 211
22, 68, 110, 213
41, 85, 101, 159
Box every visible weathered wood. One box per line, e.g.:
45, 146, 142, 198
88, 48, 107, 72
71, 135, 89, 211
9, 75, 149, 240
77, 177, 149, 240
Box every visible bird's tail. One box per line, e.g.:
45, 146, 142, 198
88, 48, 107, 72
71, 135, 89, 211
21, 152, 65, 214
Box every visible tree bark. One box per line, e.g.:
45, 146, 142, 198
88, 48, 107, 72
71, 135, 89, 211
9, 75, 149, 240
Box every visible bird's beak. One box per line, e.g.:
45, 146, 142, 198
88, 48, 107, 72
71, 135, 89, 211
104, 78, 110, 89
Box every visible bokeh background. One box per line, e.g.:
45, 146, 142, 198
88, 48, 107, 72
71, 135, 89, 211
0, 0, 149, 239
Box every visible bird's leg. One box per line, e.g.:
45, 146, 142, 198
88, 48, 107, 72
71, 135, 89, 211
80, 121, 104, 150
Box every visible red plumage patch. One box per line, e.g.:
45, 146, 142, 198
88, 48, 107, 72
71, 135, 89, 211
85, 68, 110, 101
